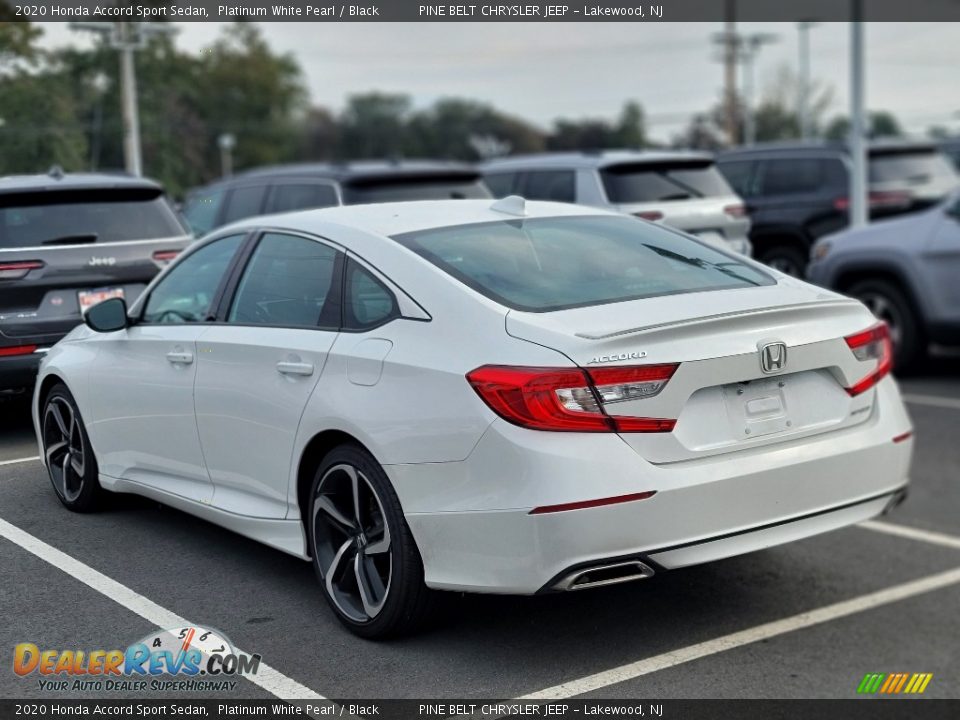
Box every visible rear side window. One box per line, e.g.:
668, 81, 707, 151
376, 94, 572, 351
221, 185, 268, 224
343, 260, 399, 330
182, 187, 224, 236
869, 151, 958, 183
268, 183, 339, 214
394, 215, 773, 313
522, 171, 576, 203
483, 172, 518, 198
600, 161, 734, 203
229, 233, 339, 328
341, 176, 491, 204
142, 235, 243, 324
0, 189, 186, 249
755, 157, 846, 196
717, 160, 754, 197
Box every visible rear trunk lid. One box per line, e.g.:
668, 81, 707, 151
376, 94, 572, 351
506, 279, 883, 462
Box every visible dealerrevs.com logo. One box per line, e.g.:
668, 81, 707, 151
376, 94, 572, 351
13, 626, 261, 693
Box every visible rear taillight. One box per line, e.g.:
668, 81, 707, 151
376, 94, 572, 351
844, 322, 893, 397
152, 250, 181, 265
466, 363, 679, 433
833, 191, 912, 212
0, 345, 38, 357
0, 260, 44, 280
723, 203, 747, 218
634, 211, 664, 222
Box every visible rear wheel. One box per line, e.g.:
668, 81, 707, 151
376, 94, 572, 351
756, 244, 807, 277
309, 445, 434, 638
847, 279, 924, 370
42, 384, 102, 513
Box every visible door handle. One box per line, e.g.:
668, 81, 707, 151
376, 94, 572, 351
276, 361, 314, 377
165, 351, 194, 365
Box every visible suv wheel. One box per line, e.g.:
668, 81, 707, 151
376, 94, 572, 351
847, 279, 924, 370
309, 445, 435, 638
757, 245, 807, 277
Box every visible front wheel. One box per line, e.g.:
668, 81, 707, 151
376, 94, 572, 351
42, 384, 102, 513
309, 445, 435, 638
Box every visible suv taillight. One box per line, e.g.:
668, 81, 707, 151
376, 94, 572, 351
634, 211, 664, 222
152, 250, 181, 265
844, 322, 893, 396
0, 260, 44, 280
466, 363, 679, 432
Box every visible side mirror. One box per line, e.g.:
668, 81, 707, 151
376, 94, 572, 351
84, 297, 129, 333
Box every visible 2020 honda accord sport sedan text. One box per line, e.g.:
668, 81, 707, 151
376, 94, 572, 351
34, 198, 913, 638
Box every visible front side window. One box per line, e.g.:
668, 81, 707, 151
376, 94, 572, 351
229, 233, 339, 328
394, 215, 773, 313
343, 260, 398, 330
182, 188, 225, 236
142, 235, 244, 324
483, 172, 517, 198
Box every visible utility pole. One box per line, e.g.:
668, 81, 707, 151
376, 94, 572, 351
69, 22, 177, 177
849, 3, 868, 227
724, 0, 738, 146
741, 34, 779, 146
797, 20, 821, 139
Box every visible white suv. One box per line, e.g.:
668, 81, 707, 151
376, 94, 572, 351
482, 151, 752, 255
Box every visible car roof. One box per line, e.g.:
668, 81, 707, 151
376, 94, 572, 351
0, 168, 163, 195
718, 138, 942, 161
218, 198, 614, 239
188, 160, 482, 195
481, 150, 715, 171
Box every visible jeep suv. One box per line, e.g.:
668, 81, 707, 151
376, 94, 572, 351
0, 170, 191, 391
717, 140, 959, 277
181, 160, 491, 236
481, 151, 752, 256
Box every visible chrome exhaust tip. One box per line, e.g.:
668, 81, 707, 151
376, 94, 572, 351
553, 560, 655, 591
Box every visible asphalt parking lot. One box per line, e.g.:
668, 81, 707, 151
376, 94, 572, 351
1, 358, 958, 702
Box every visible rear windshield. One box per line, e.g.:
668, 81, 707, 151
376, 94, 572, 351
869, 150, 958, 183
601, 161, 735, 204
341, 175, 491, 204
0, 188, 186, 249
393, 215, 773, 312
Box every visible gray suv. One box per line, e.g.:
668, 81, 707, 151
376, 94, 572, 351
481, 151, 752, 256
808, 190, 960, 368
0, 170, 191, 391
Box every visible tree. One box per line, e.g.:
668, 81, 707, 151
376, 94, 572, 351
339, 92, 413, 159
824, 111, 904, 142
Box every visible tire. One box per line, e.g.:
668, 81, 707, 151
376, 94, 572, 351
756, 244, 808, 278
847, 279, 925, 371
41, 383, 102, 513
308, 444, 435, 638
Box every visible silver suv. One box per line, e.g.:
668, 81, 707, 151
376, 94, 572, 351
481, 151, 752, 255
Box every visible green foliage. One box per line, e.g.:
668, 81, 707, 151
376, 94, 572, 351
824, 111, 904, 142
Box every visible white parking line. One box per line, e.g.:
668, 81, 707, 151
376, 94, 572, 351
0, 456, 39, 467
902, 393, 960, 411
0, 517, 324, 700
518, 565, 960, 700
860, 520, 960, 551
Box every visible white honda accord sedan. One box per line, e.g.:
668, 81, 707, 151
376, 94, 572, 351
34, 198, 913, 637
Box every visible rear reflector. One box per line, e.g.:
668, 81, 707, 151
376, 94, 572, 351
466, 363, 679, 433
529, 491, 657, 515
844, 322, 893, 396
634, 211, 664, 222
723, 203, 747, 218
0, 345, 38, 357
152, 250, 181, 264
0, 260, 44, 280
892, 431, 913, 444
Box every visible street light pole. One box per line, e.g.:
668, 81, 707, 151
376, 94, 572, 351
797, 20, 820, 139
741, 34, 779, 146
849, 3, 868, 228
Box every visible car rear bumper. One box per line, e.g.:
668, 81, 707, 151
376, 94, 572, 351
392, 377, 913, 594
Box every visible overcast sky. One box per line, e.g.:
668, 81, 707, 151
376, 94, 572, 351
37, 21, 960, 142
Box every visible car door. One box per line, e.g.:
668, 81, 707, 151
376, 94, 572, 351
923, 195, 960, 326
85, 234, 246, 503
193, 231, 342, 518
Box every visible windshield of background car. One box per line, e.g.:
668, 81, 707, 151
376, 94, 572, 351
600, 161, 736, 203
0, 188, 186, 249
869, 150, 958, 184
393, 214, 773, 312
341, 175, 491, 203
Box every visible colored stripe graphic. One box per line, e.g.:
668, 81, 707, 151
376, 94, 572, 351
858, 672, 932, 694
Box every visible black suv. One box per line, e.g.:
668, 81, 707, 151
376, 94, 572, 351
0, 170, 191, 391
181, 160, 491, 236
717, 140, 959, 276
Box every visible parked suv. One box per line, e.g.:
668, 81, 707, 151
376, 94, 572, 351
940, 137, 960, 172
181, 160, 491, 236
717, 140, 959, 277
0, 170, 191, 391
808, 190, 960, 369
481, 151, 752, 256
